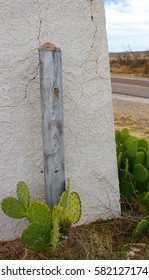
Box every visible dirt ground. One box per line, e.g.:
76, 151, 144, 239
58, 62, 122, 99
0, 94, 149, 260
113, 94, 149, 141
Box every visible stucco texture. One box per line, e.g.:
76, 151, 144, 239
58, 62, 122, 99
0, 0, 120, 240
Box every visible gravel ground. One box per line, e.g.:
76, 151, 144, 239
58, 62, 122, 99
113, 94, 149, 141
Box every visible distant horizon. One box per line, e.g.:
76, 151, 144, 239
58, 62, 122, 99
104, 0, 149, 53
109, 50, 149, 54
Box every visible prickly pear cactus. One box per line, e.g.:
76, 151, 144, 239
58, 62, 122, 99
26, 201, 52, 229
50, 218, 60, 253
123, 136, 138, 157
138, 138, 149, 151
17, 181, 30, 210
133, 151, 145, 166
115, 128, 149, 198
67, 192, 82, 223
133, 219, 149, 237
119, 170, 135, 198
1, 179, 82, 253
1, 197, 26, 218
133, 164, 148, 182
58, 179, 70, 209
52, 205, 71, 235
121, 128, 129, 140
21, 223, 50, 251
52, 205, 66, 222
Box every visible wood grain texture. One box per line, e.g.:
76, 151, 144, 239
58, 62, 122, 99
39, 45, 65, 209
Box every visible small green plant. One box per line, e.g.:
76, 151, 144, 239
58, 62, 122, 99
1, 179, 82, 254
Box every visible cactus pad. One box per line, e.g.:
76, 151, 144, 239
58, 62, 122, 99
134, 151, 145, 166
1, 197, 26, 218
119, 170, 135, 198
133, 219, 149, 237
67, 192, 82, 223
52, 206, 67, 223
52, 206, 71, 234
58, 179, 70, 209
115, 130, 122, 146
133, 164, 148, 182
138, 138, 149, 151
121, 128, 129, 140
17, 181, 30, 210
26, 201, 51, 229
50, 218, 60, 253
21, 223, 50, 251
124, 136, 138, 157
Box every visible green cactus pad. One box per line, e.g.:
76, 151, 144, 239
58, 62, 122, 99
133, 219, 149, 237
124, 136, 138, 157
115, 130, 122, 145
138, 139, 149, 152
119, 170, 135, 198
133, 164, 148, 182
50, 218, 60, 253
17, 181, 30, 210
52, 206, 71, 234
26, 201, 51, 229
121, 128, 129, 140
137, 148, 148, 169
58, 179, 70, 209
21, 223, 50, 251
52, 206, 67, 223
134, 151, 145, 166
67, 192, 82, 223
122, 135, 131, 150
1, 197, 26, 218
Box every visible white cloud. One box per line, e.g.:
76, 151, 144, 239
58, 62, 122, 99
104, 0, 149, 52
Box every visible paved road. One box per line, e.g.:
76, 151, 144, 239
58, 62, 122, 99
111, 76, 149, 98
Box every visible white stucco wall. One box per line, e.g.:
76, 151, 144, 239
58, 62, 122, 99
0, 0, 120, 241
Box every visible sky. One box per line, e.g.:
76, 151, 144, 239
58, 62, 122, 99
104, 0, 149, 52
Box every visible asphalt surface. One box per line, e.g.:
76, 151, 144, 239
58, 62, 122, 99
111, 76, 149, 98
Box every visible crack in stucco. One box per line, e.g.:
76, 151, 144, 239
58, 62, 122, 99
65, 126, 84, 155
84, 0, 98, 64
24, 63, 39, 95
79, 0, 98, 91
37, 0, 42, 47
0, 64, 39, 109
37, 19, 42, 46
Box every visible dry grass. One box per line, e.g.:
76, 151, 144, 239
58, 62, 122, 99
109, 51, 149, 77
0, 212, 149, 260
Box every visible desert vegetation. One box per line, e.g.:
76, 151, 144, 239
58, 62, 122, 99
109, 50, 149, 77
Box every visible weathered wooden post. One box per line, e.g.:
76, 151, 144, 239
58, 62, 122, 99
39, 42, 65, 209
